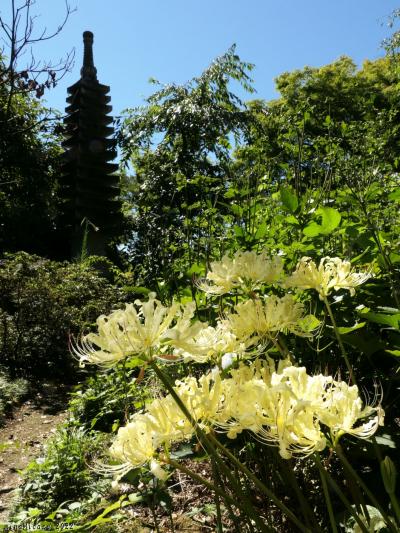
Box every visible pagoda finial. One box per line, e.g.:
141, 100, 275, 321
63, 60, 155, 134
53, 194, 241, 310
80, 30, 97, 80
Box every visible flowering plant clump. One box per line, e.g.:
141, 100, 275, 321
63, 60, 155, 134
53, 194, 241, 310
74, 249, 384, 511
109, 359, 383, 476
284, 256, 371, 299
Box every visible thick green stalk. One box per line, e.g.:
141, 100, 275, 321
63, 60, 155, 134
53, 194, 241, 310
150, 362, 271, 533
211, 458, 245, 533
389, 492, 400, 526
322, 465, 371, 533
203, 426, 311, 532
336, 445, 398, 532
314, 453, 338, 533
165, 457, 273, 533
211, 457, 224, 533
322, 296, 356, 386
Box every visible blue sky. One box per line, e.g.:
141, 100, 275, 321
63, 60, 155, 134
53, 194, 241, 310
1, 0, 400, 116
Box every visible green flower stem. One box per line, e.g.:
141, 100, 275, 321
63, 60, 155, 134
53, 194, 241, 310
280, 459, 322, 532
165, 456, 271, 531
321, 466, 370, 533
150, 362, 272, 533
322, 296, 356, 386
389, 492, 400, 526
199, 422, 311, 533
151, 361, 310, 533
211, 457, 224, 533
210, 457, 245, 533
335, 444, 398, 532
314, 453, 338, 533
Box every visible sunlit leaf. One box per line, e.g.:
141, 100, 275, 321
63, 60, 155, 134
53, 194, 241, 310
280, 187, 298, 213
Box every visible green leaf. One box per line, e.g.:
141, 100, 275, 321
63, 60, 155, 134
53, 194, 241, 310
360, 310, 400, 330
254, 221, 268, 239
69, 502, 82, 511
230, 204, 243, 217
388, 188, 400, 201
303, 221, 322, 237
280, 187, 298, 213
374, 434, 397, 449
385, 349, 400, 357
303, 207, 341, 237
337, 322, 366, 335
90, 496, 127, 526
171, 443, 193, 459
318, 207, 341, 234
298, 314, 320, 333
285, 214, 300, 225
187, 263, 204, 275
233, 225, 245, 237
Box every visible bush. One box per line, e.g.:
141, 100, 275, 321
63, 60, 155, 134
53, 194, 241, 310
15, 425, 108, 516
0, 252, 126, 378
0, 371, 29, 424
69, 366, 149, 433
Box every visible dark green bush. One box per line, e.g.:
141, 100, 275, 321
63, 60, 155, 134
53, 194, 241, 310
0, 252, 126, 378
0, 371, 29, 424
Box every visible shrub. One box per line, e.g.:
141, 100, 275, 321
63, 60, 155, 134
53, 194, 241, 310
16, 425, 108, 515
69, 366, 149, 433
0, 371, 29, 424
0, 252, 126, 378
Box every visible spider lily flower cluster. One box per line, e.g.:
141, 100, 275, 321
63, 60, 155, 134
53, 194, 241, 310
73, 250, 377, 484
197, 250, 284, 294
73, 252, 370, 367
284, 256, 371, 299
109, 359, 384, 477
73, 291, 319, 367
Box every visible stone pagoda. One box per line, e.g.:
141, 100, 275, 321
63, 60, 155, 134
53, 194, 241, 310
60, 31, 121, 258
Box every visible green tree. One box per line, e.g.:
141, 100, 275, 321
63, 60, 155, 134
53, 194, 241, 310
0, 59, 64, 256
118, 46, 254, 289
0, 1, 75, 257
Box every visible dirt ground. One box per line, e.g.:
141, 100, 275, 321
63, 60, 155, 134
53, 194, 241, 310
0, 382, 70, 524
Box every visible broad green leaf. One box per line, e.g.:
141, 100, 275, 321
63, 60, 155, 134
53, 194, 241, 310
171, 443, 194, 459
254, 221, 268, 239
374, 434, 397, 449
187, 263, 204, 275
385, 349, 400, 357
318, 207, 341, 234
360, 310, 400, 330
303, 207, 341, 236
388, 188, 400, 201
303, 221, 322, 237
285, 214, 300, 225
389, 252, 400, 264
233, 225, 245, 237
298, 314, 320, 333
230, 204, 243, 217
69, 502, 82, 511
280, 187, 298, 213
337, 322, 366, 335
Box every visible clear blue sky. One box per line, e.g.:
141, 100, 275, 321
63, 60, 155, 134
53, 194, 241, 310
2, 0, 400, 116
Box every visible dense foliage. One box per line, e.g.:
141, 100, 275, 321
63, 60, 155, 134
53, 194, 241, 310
0, 252, 126, 378
0, 55, 65, 257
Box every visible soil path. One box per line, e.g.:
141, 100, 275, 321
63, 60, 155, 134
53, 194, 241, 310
0, 382, 70, 524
